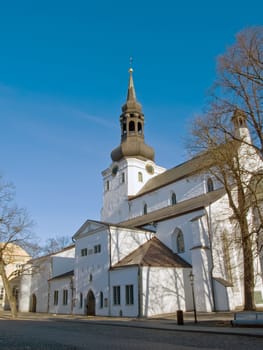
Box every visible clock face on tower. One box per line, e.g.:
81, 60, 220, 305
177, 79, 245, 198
146, 164, 154, 174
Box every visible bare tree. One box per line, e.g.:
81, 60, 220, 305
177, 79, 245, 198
40, 235, 72, 255
209, 26, 263, 155
189, 27, 263, 311
0, 176, 33, 317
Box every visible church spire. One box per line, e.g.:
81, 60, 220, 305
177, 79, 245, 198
121, 67, 142, 114
127, 68, 136, 101
111, 67, 155, 162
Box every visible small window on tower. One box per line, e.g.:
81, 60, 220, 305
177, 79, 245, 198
138, 122, 142, 134
129, 120, 135, 132
122, 172, 125, 183
123, 122, 127, 135
138, 172, 143, 182
106, 180, 110, 191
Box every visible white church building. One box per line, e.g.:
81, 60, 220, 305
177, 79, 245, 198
18, 68, 263, 317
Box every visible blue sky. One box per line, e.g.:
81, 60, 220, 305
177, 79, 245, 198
0, 0, 262, 243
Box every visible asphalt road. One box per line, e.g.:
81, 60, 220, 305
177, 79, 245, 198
0, 319, 262, 350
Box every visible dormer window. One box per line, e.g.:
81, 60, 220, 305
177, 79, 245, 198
207, 178, 214, 192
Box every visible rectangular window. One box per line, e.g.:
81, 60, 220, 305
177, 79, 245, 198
106, 180, 110, 191
0, 287, 4, 300
63, 289, 68, 305
81, 248, 88, 256
113, 286, 121, 305
80, 293, 83, 308
100, 291, 103, 308
94, 244, 101, 254
53, 290, 59, 305
126, 285, 134, 305
121, 173, 125, 183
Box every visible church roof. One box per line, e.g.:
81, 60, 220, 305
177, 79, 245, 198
73, 219, 155, 240
132, 153, 213, 198
49, 270, 74, 281
112, 236, 191, 268
121, 188, 225, 228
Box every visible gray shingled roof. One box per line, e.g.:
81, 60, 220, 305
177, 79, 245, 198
121, 188, 225, 228
112, 237, 191, 268
132, 153, 213, 199
49, 270, 74, 281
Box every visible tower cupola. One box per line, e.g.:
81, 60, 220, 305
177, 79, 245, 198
231, 108, 251, 143
111, 68, 155, 162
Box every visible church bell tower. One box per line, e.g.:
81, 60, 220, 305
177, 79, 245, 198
111, 67, 155, 162
101, 67, 165, 223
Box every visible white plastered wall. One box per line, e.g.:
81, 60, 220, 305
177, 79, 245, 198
141, 267, 191, 317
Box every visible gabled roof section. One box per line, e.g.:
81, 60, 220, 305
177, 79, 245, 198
49, 270, 74, 281
28, 244, 75, 264
73, 219, 109, 240
121, 188, 225, 228
112, 237, 191, 268
73, 219, 156, 241
132, 153, 213, 199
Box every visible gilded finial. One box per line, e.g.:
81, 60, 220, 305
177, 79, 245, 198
129, 56, 133, 73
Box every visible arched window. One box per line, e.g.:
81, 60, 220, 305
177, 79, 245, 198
143, 203, 147, 215
138, 122, 142, 134
177, 229, 185, 253
172, 228, 185, 253
123, 122, 127, 135
171, 192, 177, 205
129, 120, 135, 132
207, 178, 214, 192
138, 172, 143, 182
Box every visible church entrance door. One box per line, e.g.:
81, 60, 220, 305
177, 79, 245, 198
31, 294, 37, 312
86, 290, 95, 316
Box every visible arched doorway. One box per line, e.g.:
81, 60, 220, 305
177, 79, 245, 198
30, 294, 37, 312
86, 290, 95, 316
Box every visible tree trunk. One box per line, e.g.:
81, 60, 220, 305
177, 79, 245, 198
241, 223, 256, 310
0, 261, 18, 318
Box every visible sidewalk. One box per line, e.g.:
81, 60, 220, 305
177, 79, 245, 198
1, 311, 263, 338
